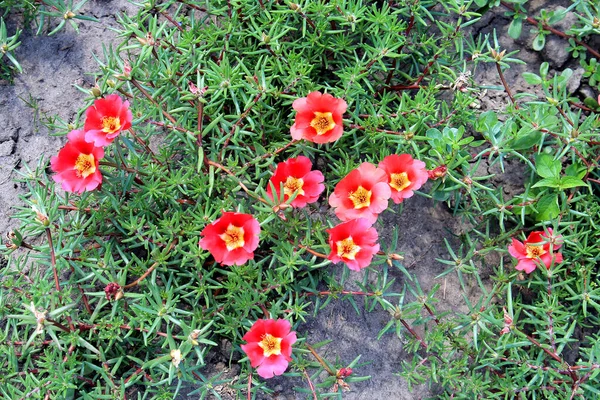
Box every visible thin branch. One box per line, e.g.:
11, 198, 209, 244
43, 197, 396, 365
501, 1, 600, 59
45, 228, 60, 292
496, 62, 519, 109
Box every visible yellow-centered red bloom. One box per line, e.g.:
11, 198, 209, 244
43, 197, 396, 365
329, 162, 391, 223
199, 212, 261, 266
379, 154, 428, 204
266, 156, 325, 208
290, 91, 347, 143
327, 218, 380, 271
50, 129, 104, 194
241, 319, 297, 379
84, 94, 132, 146
508, 229, 563, 273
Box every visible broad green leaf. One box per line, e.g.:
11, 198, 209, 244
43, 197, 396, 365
535, 153, 561, 179
532, 34, 546, 51
511, 130, 542, 150
508, 18, 522, 39
522, 72, 542, 85
559, 176, 587, 189
535, 194, 560, 221
532, 177, 561, 189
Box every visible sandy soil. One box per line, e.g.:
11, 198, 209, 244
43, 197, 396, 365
0, 0, 589, 398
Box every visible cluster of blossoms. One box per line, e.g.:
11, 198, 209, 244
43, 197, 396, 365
51, 90, 566, 379
51, 94, 132, 193
195, 91, 430, 378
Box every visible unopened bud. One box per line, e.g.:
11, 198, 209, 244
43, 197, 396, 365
90, 85, 102, 98
337, 367, 353, 379
64, 11, 75, 19
289, 3, 300, 11
189, 329, 201, 345
105, 282, 123, 301
428, 165, 447, 180
261, 32, 270, 44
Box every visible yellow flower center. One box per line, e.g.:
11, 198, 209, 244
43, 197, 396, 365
220, 224, 245, 251
336, 237, 361, 260
348, 186, 371, 209
525, 245, 546, 259
390, 172, 411, 192
101, 116, 121, 133
74, 154, 96, 178
283, 176, 305, 197
310, 112, 336, 135
258, 334, 282, 357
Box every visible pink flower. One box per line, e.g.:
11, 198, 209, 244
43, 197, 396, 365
51, 129, 104, 194
327, 218, 380, 271
329, 162, 391, 223
84, 94, 132, 146
290, 91, 347, 143
241, 319, 297, 379
266, 156, 325, 208
508, 229, 563, 273
379, 154, 428, 204
199, 212, 260, 266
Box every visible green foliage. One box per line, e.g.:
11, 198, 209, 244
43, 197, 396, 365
1, 0, 600, 398
0, 16, 22, 80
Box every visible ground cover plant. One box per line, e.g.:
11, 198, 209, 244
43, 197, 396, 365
1, 0, 600, 398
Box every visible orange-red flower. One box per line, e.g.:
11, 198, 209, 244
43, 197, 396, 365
199, 212, 260, 266
379, 154, 428, 204
508, 229, 563, 273
266, 156, 325, 208
327, 218, 380, 271
241, 319, 297, 379
50, 129, 104, 194
290, 91, 347, 143
84, 94, 132, 146
329, 162, 391, 223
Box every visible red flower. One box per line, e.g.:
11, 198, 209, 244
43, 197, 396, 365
51, 129, 104, 194
329, 162, 391, 223
327, 218, 380, 271
241, 319, 297, 379
199, 212, 260, 266
266, 156, 325, 208
84, 94, 132, 146
379, 154, 428, 204
290, 91, 347, 143
508, 229, 563, 273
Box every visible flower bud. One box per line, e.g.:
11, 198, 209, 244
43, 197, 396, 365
105, 282, 123, 301
189, 329, 201, 345
337, 367, 353, 378
90, 85, 102, 98
427, 165, 447, 180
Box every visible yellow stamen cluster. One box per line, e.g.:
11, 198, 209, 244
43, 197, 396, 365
310, 112, 336, 135
348, 186, 372, 209
390, 172, 411, 192
258, 334, 282, 357
74, 154, 96, 178
220, 224, 245, 251
101, 116, 121, 133
284, 176, 305, 197
336, 237, 361, 260
525, 245, 545, 259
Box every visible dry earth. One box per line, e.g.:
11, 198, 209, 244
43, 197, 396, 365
0, 0, 591, 398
